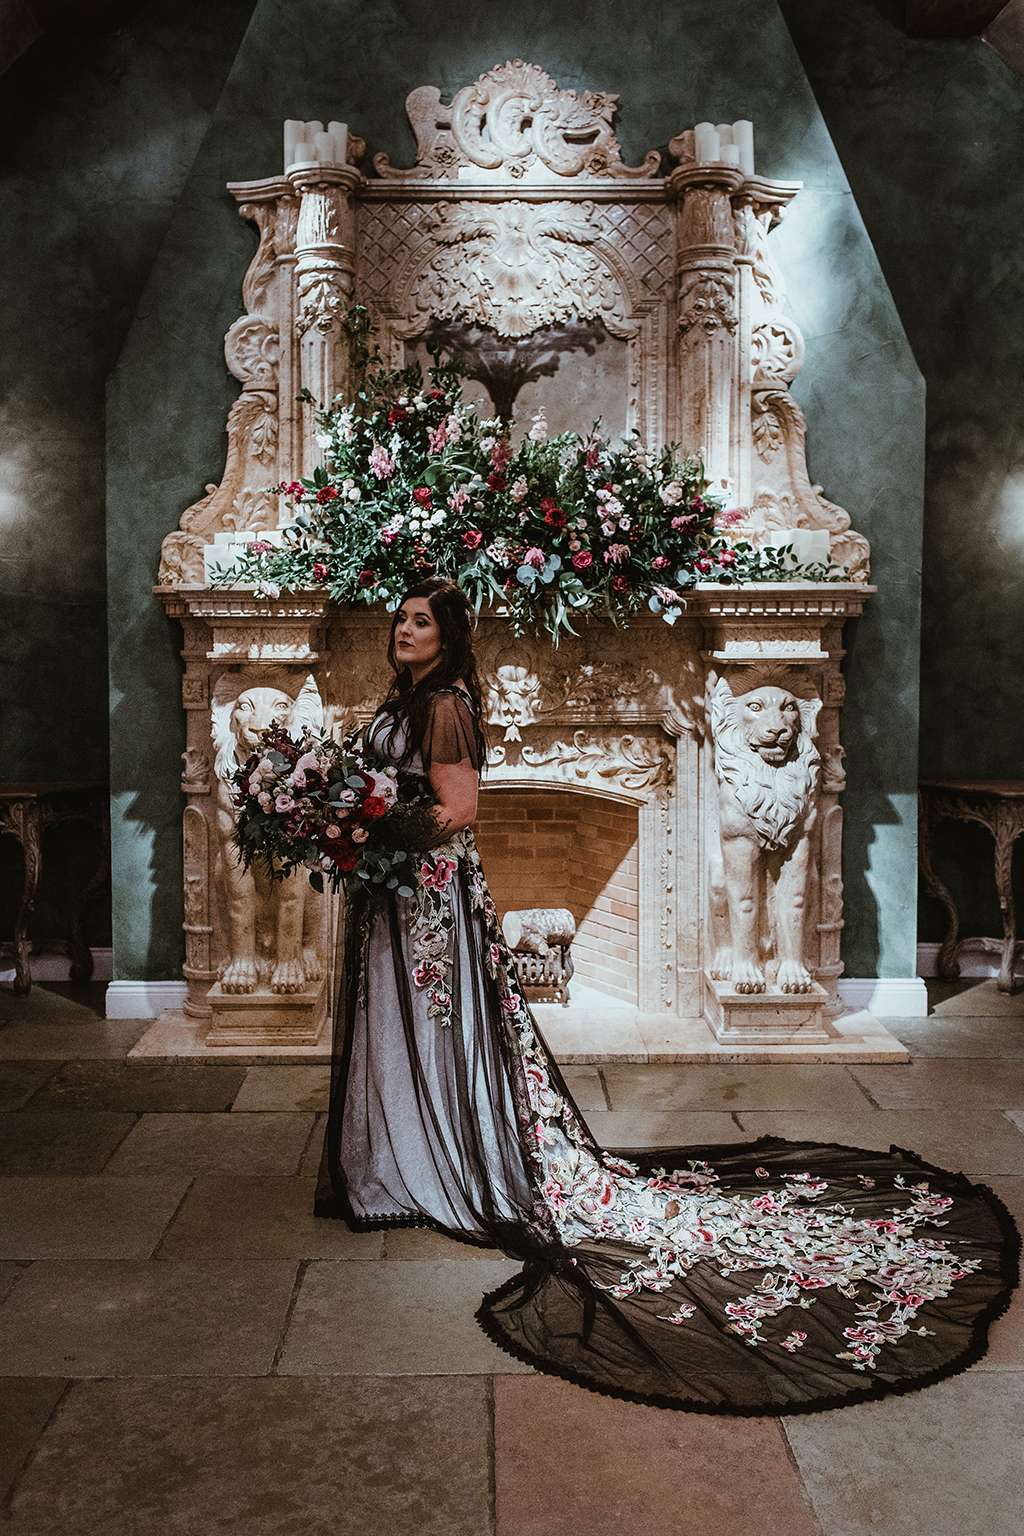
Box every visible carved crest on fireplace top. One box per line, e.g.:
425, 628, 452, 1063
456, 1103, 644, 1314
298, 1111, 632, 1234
373, 59, 662, 184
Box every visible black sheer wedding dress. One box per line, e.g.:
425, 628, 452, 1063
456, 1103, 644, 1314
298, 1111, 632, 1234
314, 686, 1020, 1415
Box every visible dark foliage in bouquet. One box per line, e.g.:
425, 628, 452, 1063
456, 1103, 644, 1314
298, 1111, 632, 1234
215, 309, 809, 642
232, 722, 442, 898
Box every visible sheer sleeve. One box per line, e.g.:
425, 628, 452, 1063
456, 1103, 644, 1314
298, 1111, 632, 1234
422, 689, 480, 770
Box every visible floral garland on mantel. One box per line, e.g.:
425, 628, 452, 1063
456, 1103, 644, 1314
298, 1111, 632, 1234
213, 331, 841, 644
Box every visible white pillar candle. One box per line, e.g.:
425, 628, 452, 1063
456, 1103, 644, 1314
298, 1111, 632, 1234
306, 119, 324, 138
313, 130, 336, 163
291, 140, 313, 164
284, 119, 305, 170
720, 143, 741, 166
800, 530, 831, 566
693, 122, 720, 164
715, 122, 733, 146
327, 120, 348, 165
732, 119, 754, 176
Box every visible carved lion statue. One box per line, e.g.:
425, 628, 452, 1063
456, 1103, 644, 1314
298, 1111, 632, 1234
211, 669, 326, 995
706, 673, 821, 995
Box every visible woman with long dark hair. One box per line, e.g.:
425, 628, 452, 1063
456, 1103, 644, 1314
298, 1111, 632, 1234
315, 576, 1018, 1415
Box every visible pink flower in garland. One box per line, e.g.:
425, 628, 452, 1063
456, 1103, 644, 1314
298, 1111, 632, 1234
316, 485, 338, 505
612, 574, 629, 592
369, 444, 396, 480
718, 548, 737, 568
412, 486, 433, 508
604, 543, 630, 565
448, 486, 469, 513
312, 561, 329, 583
250, 540, 273, 554
523, 546, 546, 570
671, 513, 698, 532
491, 438, 513, 471
427, 422, 449, 453
462, 529, 484, 550
571, 549, 593, 572
652, 555, 670, 572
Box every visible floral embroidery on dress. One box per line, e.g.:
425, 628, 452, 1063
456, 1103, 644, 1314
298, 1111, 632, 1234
461, 853, 984, 1377
407, 830, 467, 1029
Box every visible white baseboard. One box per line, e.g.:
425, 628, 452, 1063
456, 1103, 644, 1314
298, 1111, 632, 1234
98, 975, 928, 1021
917, 940, 1018, 980
105, 980, 189, 1018
0, 946, 113, 984
837, 977, 929, 1018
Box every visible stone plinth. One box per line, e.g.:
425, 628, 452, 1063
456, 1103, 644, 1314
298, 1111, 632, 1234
703, 979, 831, 1045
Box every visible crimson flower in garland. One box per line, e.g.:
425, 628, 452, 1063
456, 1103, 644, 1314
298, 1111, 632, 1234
215, 340, 833, 643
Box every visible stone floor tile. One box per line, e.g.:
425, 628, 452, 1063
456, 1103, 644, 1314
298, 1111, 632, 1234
0, 1061, 62, 1110
784, 1372, 1024, 1536
6, 1376, 491, 1535
851, 1059, 1024, 1108
231, 1064, 330, 1111
495, 1375, 818, 1536
927, 979, 1024, 1017
559, 1065, 607, 1110
382, 1227, 506, 1260
0, 1020, 150, 1060
156, 1175, 382, 1259
276, 1257, 527, 1375
298, 1112, 327, 1174
0, 1176, 188, 1259
583, 1109, 749, 1149
966, 1176, 1024, 1370
884, 1014, 1024, 1058
0, 980, 105, 1026
0, 1378, 66, 1511
0, 1262, 29, 1304
28, 1059, 250, 1112
734, 1110, 1024, 1175
602, 1062, 869, 1112
0, 1110, 136, 1174
0, 1260, 297, 1376
102, 1111, 315, 1175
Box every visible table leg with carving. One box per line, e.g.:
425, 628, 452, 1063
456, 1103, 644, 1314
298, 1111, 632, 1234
993, 802, 1024, 994
917, 790, 961, 980
3, 800, 43, 996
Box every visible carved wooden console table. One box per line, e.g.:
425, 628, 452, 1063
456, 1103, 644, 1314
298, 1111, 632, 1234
918, 778, 1024, 994
0, 782, 111, 996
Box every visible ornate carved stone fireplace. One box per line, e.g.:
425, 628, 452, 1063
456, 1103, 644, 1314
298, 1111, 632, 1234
146, 62, 905, 1062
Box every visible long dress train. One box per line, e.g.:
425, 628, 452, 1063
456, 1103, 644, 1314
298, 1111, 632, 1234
314, 686, 1020, 1416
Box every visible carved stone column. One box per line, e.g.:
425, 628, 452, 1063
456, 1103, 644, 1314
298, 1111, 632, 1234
698, 588, 869, 1043
289, 164, 361, 472
669, 164, 744, 488
160, 591, 334, 1046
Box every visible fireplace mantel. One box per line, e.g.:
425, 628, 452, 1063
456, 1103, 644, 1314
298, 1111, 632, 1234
146, 582, 906, 1061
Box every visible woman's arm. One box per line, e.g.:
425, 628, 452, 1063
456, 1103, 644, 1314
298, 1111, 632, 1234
427, 756, 479, 841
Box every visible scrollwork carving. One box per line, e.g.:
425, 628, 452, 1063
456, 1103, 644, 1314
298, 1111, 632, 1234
374, 60, 661, 183
518, 731, 671, 792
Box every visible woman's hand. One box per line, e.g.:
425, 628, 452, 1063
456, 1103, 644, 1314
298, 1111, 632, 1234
427, 756, 479, 841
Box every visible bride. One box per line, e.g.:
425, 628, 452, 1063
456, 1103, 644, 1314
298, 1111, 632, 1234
314, 576, 1018, 1415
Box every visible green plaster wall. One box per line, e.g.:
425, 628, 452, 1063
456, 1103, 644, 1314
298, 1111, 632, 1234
0, 0, 255, 947
780, 0, 1024, 944
105, 0, 924, 981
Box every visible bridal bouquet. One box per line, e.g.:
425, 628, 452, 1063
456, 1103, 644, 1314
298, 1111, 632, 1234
232, 725, 439, 897
214, 317, 787, 643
